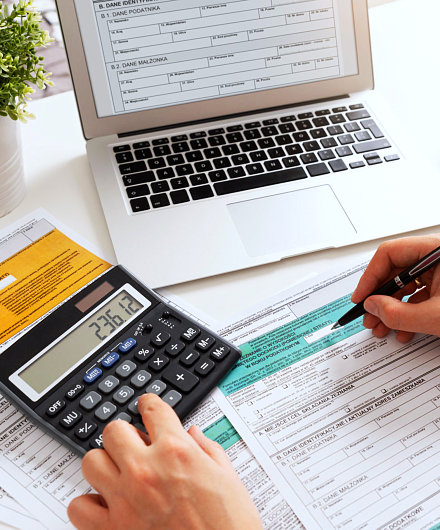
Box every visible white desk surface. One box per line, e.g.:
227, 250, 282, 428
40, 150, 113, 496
0, 0, 439, 525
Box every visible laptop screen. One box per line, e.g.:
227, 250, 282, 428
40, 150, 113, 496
75, 1, 359, 119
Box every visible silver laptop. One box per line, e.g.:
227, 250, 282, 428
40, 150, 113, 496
56, 0, 440, 287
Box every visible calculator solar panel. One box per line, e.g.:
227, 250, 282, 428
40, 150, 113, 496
0, 266, 241, 455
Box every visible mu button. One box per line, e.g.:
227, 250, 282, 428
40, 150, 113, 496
162, 366, 199, 393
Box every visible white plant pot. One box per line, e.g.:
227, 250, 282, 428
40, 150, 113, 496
0, 117, 26, 217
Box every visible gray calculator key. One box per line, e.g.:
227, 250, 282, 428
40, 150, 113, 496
115, 360, 137, 379
130, 370, 152, 389
162, 390, 182, 408
80, 391, 102, 411
98, 375, 120, 394
113, 385, 134, 405
95, 401, 117, 421
128, 396, 140, 416
146, 380, 167, 396
114, 412, 132, 423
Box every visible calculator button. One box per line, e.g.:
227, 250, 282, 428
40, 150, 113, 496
80, 391, 102, 411
95, 402, 117, 422
210, 345, 230, 361
98, 375, 120, 395
75, 420, 98, 441
119, 338, 137, 354
65, 384, 84, 401
165, 341, 185, 357
148, 353, 170, 372
195, 336, 215, 351
130, 370, 152, 389
114, 412, 132, 423
194, 359, 215, 376
46, 399, 66, 417
151, 331, 171, 347
162, 367, 199, 393
84, 367, 102, 384
146, 380, 167, 396
90, 432, 104, 449
162, 390, 182, 408
113, 386, 135, 405
134, 346, 155, 363
102, 352, 120, 368
115, 360, 137, 379
128, 396, 141, 416
179, 351, 199, 367
181, 326, 200, 342
59, 410, 82, 429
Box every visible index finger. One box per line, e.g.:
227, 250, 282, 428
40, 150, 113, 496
352, 235, 440, 303
138, 393, 186, 443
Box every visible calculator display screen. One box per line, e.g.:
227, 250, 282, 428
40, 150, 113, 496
18, 291, 142, 394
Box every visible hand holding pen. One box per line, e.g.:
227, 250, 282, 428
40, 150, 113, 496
333, 235, 440, 343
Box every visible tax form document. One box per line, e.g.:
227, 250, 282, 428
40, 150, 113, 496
213, 261, 440, 529
183, 395, 304, 530
0, 486, 43, 529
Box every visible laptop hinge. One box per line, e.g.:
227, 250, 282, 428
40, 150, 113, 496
117, 95, 350, 139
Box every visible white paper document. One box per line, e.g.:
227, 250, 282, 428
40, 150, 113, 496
213, 261, 440, 529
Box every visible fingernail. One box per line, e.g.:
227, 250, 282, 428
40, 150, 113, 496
364, 299, 377, 316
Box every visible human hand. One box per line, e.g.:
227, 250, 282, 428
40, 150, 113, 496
351, 235, 440, 342
68, 393, 263, 530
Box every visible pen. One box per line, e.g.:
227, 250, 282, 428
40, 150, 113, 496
332, 245, 440, 330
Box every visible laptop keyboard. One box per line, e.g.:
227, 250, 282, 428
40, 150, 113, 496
112, 104, 399, 213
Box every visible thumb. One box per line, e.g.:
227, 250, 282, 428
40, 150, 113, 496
364, 295, 439, 336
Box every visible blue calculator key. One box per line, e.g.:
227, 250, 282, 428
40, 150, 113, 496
119, 338, 137, 354
84, 367, 102, 384
102, 352, 120, 368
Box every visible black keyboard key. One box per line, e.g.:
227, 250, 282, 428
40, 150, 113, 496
162, 366, 199, 393
148, 157, 166, 169
344, 122, 361, 133
280, 114, 296, 121
172, 142, 190, 153
153, 145, 171, 157
226, 124, 243, 132
208, 127, 225, 136
278, 122, 295, 133
171, 177, 190, 189
315, 109, 331, 116
228, 167, 246, 178
123, 171, 155, 186
321, 137, 337, 148
151, 181, 170, 193
262, 118, 279, 125
366, 156, 383, 166
195, 160, 213, 172
384, 154, 400, 162
244, 129, 261, 140
167, 154, 185, 166
152, 138, 169, 146
298, 112, 313, 119
329, 159, 348, 172
303, 141, 320, 152
332, 106, 347, 113
231, 154, 250, 165
355, 131, 371, 142
361, 119, 384, 138
214, 167, 307, 195
226, 132, 244, 143
300, 153, 318, 164
350, 161, 366, 169
293, 131, 310, 142
329, 114, 346, 124
157, 167, 175, 180
190, 173, 208, 186
296, 119, 313, 130
240, 141, 258, 152
204, 147, 222, 159
286, 144, 303, 155
275, 134, 293, 145
307, 163, 330, 177
190, 131, 207, 138
349, 103, 364, 110
336, 146, 353, 157
310, 128, 327, 139
116, 151, 134, 164
133, 141, 150, 149
176, 164, 193, 176
190, 185, 214, 200
353, 139, 391, 154
346, 109, 370, 121
312, 117, 330, 127
119, 161, 147, 175
282, 156, 300, 168
126, 184, 150, 199
113, 144, 131, 153
170, 190, 190, 204
264, 160, 282, 171
250, 151, 268, 162
337, 134, 355, 145
150, 193, 170, 208
222, 144, 240, 156
213, 157, 231, 169
246, 163, 264, 175
267, 147, 285, 159
261, 126, 278, 137
258, 137, 275, 149
190, 138, 208, 150
130, 197, 150, 212
209, 135, 226, 146
327, 125, 344, 135
318, 149, 336, 161
134, 148, 153, 160
186, 151, 203, 162
245, 121, 261, 129
171, 134, 188, 142
209, 170, 227, 182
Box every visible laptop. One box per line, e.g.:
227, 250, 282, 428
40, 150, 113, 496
56, 0, 440, 287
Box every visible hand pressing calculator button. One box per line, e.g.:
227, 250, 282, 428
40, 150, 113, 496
0, 266, 241, 455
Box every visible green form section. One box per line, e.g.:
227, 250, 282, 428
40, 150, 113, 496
219, 293, 365, 397
203, 416, 241, 451
429, 524, 440, 530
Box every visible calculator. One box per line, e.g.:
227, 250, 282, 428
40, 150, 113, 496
0, 266, 241, 455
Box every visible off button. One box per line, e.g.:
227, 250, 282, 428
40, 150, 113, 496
46, 399, 66, 417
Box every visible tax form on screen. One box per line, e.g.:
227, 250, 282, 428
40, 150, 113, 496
76, 0, 358, 117
213, 260, 440, 529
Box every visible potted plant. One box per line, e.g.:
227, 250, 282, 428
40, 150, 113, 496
0, 0, 53, 217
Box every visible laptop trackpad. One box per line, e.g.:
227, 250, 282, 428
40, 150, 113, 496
227, 185, 356, 257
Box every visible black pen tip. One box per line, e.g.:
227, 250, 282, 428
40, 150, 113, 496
331, 323, 341, 330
